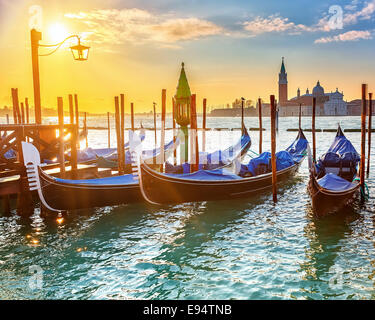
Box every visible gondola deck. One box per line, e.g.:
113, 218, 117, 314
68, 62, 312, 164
137, 129, 308, 205
307, 126, 360, 216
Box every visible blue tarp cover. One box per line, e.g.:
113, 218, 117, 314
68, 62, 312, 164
276, 150, 295, 170
70, 131, 146, 162
286, 136, 308, 162
317, 173, 357, 191
239, 135, 307, 177
3, 148, 16, 159
327, 133, 359, 157
319, 152, 341, 167
165, 132, 251, 174
165, 168, 242, 181
245, 152, 271, 176
317, 130, 359, 170
55, 173, 137, 185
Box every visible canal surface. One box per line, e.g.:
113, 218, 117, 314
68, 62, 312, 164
0, 116, 374, 299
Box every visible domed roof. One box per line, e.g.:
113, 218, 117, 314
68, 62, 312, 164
312, 81, 324, 97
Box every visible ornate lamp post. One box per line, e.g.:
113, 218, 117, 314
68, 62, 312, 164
30, 28, 90, 124
173, 62, 191, 163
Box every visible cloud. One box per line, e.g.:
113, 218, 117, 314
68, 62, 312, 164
243, 14, 313, 35
314, 30, 372, 43
343, 0, 375, 25
151, 18, 223, 42
64, 8, 223, 47
345, 0, 360, 11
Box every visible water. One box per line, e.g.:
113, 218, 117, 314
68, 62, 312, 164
1, 116, 375, 300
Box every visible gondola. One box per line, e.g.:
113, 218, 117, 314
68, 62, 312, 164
307, 125, 361, 216
97, 126, 251, 171
136, 129, 308, 205
21, 128, 251, 212
44, 127, 146, 165
96, 137, 179, 170
164, 125, 251, 173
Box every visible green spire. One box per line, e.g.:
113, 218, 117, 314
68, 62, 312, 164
280, 57, 286, 74
175, 62, 191, 99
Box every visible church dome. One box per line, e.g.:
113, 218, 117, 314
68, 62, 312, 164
312, 81, 324, 97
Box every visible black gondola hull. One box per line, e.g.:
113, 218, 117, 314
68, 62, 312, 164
308, 175, 359, 216
39, 169, 141, 211
139, 162, 302, 204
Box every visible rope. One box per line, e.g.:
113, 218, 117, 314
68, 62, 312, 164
353, 178, 370, 200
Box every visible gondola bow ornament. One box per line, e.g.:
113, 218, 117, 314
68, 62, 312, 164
22, 141, 61, 213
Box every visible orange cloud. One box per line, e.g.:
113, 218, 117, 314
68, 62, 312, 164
243, 14, 313, 35
314, 30, 372, 43
65, 8, 223, 47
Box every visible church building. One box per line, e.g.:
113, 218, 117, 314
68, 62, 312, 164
277, 58, 347, 116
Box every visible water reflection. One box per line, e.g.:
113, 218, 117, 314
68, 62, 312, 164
300, 203, 360, 299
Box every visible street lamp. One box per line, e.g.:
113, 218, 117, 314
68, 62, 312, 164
241, 97, 245, 134
69, 39, 90, 61
30, 28, 90, 124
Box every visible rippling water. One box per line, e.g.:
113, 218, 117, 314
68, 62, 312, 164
1, 116, 375, 299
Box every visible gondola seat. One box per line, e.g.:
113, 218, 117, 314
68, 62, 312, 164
239, 150, 295, 177
317, 151, 358, 179
54, 173, 138, 186
317, 173, 357, 191
165, 168, 242, 181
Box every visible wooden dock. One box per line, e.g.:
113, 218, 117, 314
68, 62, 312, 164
0, 123, 106, 215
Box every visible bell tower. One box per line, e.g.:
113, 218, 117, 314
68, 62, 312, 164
278, 57, 288, 104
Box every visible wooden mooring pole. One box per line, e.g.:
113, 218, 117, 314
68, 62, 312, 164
107, 111, 111, 148
202, 98, 207, 153
57, 97, 65, 178
312, 97, 317, 163
20, 103, 25, 124
11, 88, 19, 124
172, 98, 177, 166
25, 98, 29, 124
114, 96, 123, 175
270, 95, 277, 203
69, 94, 74, 125
153, 102, 157, 147
360, 84, 367, 199
120, 94, 125, 172
190, 94, 199, 173
160, 90, 166, 171
241, 97, 245, 134
131, 102, 135, 131
367, 93, 372, 177
74, 94, 80, 150
258, 98, 263, 154
71, 122, 78, 179
298, 103, 302, 130
84, 112, 88, 148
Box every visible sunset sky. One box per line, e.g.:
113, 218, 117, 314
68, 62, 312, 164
0, 0, 374, 113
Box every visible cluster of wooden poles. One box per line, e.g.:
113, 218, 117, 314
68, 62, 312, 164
6, 84, 371, 209
10, 88, 30, 125
100, 86, 373, 205
51, 93, 88, 179
108, 90, 205, 174
256, 85, 372, 204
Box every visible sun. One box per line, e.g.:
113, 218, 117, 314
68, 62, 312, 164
48, 23, 69, 43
